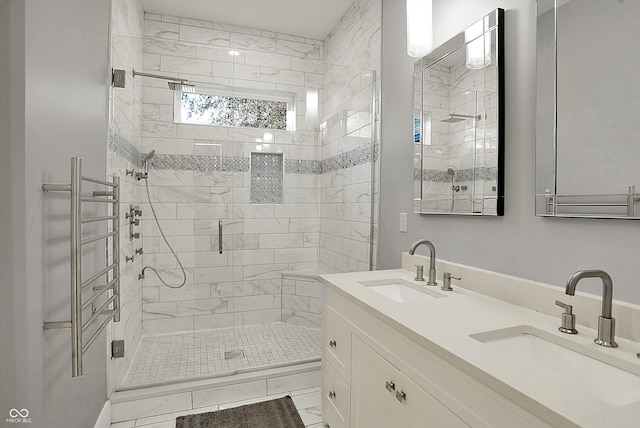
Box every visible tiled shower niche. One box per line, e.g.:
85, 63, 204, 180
251, 152, 284, 205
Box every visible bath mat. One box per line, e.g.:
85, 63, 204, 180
175, 395, 305, 428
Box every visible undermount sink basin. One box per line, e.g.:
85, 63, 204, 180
470, 325, 640, 406
359, 278, 445, 302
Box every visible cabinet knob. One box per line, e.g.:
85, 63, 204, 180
395, 390, 407, 403
329, 339, 337, 348
328, 390, 336, 399
385, 381, 395, 392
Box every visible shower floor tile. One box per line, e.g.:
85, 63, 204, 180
121, 322, 321, 387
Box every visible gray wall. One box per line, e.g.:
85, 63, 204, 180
379, 0, 640, 304
0, 0, 111, 427
0, 0, 27, 423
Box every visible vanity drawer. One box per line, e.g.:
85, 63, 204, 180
322, 360, 351, 428
322, 305, 352, 382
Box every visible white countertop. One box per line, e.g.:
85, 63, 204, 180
320, 268, 640, 428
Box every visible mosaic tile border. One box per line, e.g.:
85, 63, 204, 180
109, 128, 142, 167
285, 159, 322, 174
321, 143, 379, 174
150, 154, 249, 172
116, 144, 377, 174
414, 166, 497, 183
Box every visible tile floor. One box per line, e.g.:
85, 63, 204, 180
110, 385, 324, 427
123, 323, 321, 387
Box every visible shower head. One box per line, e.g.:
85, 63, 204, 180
441, 116, 466, 123
143, 150, 155, 162
168, 81, 196, 92
440, 113, 481, 123
447, 168, 455, 176
132, 69, 196, 92
139, 150, 156, 178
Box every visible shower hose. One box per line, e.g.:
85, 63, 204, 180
140, 179, 187, 289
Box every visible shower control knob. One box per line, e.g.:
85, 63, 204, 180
328, 391, 336, 399
131, 219, 140, 226
329, 340, 337, 348
131, 232, 140, 239
134, 207, 142, 216
135, 248, 143, 255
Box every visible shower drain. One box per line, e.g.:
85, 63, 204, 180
224, 350, 245, 360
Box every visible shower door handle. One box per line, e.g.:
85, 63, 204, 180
218, 220, 223, 254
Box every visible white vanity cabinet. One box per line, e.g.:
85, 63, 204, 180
351, 336, 468, 428
321, 305, 352, 428
321, 287, 555, 428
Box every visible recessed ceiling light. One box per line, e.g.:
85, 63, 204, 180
228, 50, 240, 56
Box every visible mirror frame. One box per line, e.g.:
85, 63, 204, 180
413, 8, 505, 216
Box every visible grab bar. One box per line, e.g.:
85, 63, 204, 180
42, 157, 121, 377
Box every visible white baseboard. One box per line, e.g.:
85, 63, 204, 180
93, 400, 111, 428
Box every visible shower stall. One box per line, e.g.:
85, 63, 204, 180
107, 2, 380, 394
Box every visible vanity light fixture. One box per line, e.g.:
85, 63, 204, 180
406, 0, 433, 57
465, 16, 491, 69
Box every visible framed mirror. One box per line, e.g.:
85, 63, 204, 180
536, 0, 640, 218
413, 9, 504, 215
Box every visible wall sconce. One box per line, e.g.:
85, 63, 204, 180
465, 16, 491, 69
406, 0, 433, 57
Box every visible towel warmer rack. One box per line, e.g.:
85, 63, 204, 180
42, 157, 121, 377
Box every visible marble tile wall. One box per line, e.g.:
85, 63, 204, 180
141, 12, 324, 132
140, 13, 325, 334
108, 0, 146, 391
281, 274, 323, 328
319, 0, 381, 273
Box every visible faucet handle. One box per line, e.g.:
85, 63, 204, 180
555, 300, 578, 334
441, 272, 460, 291
415, 265, 425, 281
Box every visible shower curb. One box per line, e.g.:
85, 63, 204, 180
110, 361, 321, 422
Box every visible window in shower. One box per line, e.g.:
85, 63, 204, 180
176, 86, 296, 130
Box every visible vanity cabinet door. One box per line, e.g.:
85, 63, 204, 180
322, 305, 352, 382
351, 336, 469, 428
322, 360, 350, 428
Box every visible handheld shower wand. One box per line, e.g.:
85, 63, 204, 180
136, 150, 155, 180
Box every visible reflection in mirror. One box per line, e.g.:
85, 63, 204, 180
535, 0, 640, 218
413, 9, 504, 215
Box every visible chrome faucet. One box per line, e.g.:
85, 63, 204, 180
408, 239, 437, 286
565, 270, 618, 348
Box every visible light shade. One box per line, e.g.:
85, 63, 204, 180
465, 17, 491, 69
407, 0, 433, 57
